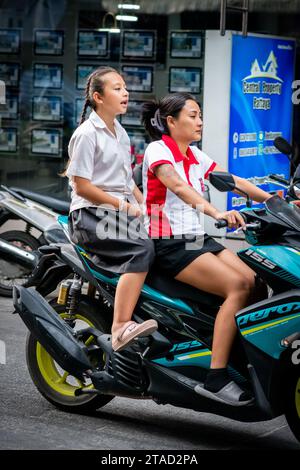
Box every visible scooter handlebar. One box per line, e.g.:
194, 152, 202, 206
215, 219, 228, 229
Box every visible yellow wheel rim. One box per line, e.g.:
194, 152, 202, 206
295, 377, 300, 419
36, 313, 97, 397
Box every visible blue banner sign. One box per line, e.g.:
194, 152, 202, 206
228, 34, 295, 209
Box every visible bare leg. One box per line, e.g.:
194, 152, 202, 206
216, 249, 267, 304
111, 272, 147, 336
175, 252, 252, 368
216, 249, 255, 283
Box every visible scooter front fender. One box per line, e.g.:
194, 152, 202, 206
13, 286, 93, 378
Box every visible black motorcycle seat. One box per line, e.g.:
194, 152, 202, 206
146, 269, 222, 308
10, 187, 70, 215
79, 248, 222, 308
61, 242, 222, 309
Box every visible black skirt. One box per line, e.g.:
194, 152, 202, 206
69, 207, 155, 274
153, 234, 226, 278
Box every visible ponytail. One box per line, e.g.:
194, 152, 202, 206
79, 72, 93, 125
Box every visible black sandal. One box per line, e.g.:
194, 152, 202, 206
194, 381, 254, 407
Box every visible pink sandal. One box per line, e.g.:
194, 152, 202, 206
112, 319, 158, 352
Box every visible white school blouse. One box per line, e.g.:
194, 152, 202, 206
66, 110, 137, 213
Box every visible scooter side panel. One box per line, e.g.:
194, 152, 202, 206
239, 245, 300, 288
236, 290, 300, 359
152, 340, 212, 368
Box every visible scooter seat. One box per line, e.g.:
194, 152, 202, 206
146, 268, 222, 308
10, 187, 70, 215
80, 248, 222, 309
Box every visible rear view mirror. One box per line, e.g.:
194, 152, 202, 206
274, 137, 293, 158
209, 172, 235, 192
209, 171, 252, 207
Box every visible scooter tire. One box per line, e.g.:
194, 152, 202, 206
284, 365, 300, 443
26, 298, 115, 414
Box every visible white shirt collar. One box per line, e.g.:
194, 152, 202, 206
89, 110, 106, 129
89, 110, 124, 140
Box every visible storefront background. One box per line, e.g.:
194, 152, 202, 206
0, 0, 299, 201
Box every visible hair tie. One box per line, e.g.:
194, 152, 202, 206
150, 108, 164, 132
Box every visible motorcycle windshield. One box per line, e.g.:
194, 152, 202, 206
265, 195, 300, 231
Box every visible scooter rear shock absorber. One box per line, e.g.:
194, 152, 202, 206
64, 275, 82, 328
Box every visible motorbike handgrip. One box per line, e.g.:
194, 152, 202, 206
215, 219, 228, 229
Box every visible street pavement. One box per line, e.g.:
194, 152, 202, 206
0, 295, 299, 451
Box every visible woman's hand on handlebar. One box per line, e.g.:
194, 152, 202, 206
214, 210, 245, 229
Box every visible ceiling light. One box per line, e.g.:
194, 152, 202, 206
118, 4, 140, 9
116, 15, 138, 21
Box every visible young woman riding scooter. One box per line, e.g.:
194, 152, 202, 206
142, 92, 271, 406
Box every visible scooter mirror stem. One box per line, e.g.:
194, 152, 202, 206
235, 186, 252, 208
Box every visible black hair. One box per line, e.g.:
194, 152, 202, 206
142, 92, 198, 141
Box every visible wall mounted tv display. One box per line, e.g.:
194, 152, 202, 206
0, 92, 18, 119
77, 30, 108, 57
0, 29, 21, 54
170, 31, 202, 58
122, 31, 155, 59
76, 64, 97, 89
0, 63, 19, 87
120, 100, 143, 126
33, 63, 63, 89
34, 30, 64, 55
122, 66, 153, 93
0, 127, 17, 152
169, 67, 201, 94
32, 96, 62, 121
31, 128, 61, 156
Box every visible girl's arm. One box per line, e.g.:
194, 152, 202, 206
73, 176, 141, 215
154, 164, 245, 228
213, 164, 271, 203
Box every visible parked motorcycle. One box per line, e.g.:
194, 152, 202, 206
12, 167, 300, 443
0, 185, 69, 296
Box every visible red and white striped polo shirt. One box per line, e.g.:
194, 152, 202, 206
142, 135, 216, 237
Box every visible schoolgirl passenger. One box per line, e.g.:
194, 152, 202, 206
64, 67, 157, 351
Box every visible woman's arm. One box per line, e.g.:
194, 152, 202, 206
154, 164, 245, 227
213, 164, 272, 203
